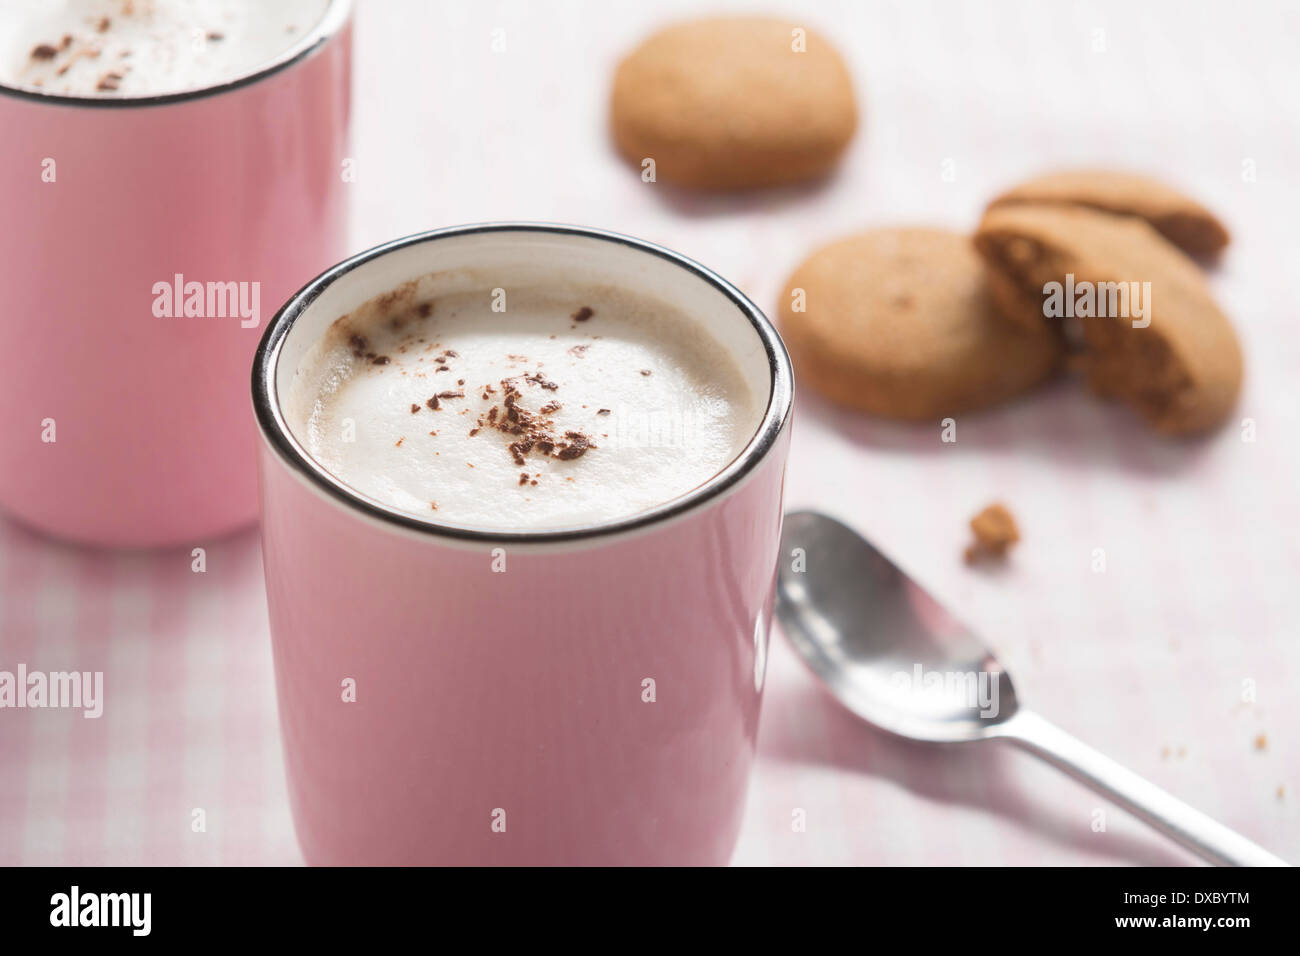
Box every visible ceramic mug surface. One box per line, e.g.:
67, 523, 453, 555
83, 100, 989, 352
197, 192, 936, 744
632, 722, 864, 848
253, 224, 794, 865
0, 0, 353, 547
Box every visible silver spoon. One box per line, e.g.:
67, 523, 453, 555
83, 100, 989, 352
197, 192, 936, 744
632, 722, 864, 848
775, 510, 1288, 867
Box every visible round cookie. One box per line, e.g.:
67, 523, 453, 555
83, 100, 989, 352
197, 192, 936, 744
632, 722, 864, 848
974, 204, 1242, 435
778, 229, 1064, 420
610, 17, 857, 190
987, 169, 1230, 259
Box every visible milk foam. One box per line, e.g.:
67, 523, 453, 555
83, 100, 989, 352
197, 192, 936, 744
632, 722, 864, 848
0, 0, 331, 97
285, 283, 761, 532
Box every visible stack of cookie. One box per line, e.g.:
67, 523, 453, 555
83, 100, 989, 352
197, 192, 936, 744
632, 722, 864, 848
609, 17, 1242, 437
781, 172, 1239, 435
973, 173, 1238, 434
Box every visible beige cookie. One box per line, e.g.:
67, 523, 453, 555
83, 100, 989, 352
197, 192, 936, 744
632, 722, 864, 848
975, 204, 1242, 435
778, 229, 1064, 420
610, 17, 857, 189
987, 169, 1229, 258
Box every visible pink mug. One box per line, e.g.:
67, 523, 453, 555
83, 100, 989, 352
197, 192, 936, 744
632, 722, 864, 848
0, 0, 352, 548
253, 224, 795, 865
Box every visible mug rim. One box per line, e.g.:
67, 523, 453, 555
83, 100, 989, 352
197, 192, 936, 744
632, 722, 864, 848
252, 222, 795, 547
0, 0, 352, 109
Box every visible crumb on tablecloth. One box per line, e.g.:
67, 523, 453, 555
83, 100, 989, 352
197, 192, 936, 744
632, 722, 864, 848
965, 502, 1020, 564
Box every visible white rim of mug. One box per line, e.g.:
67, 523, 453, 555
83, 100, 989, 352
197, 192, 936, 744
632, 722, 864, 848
0, 0, 352, 108
253, 223, 796, 548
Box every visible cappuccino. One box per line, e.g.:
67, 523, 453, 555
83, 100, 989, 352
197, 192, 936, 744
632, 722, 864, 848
284, 282, 762, 531
0, 0, 330, 97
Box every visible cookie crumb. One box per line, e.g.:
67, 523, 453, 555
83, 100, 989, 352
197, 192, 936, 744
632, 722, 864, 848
1254, 733, 1268, 752
964, 502, 1019, 564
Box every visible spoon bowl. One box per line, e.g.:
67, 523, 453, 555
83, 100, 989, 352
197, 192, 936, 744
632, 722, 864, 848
777, 510, 1020, 742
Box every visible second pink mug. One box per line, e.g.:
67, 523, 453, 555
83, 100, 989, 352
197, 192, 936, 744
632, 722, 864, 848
0, 0, 352, 548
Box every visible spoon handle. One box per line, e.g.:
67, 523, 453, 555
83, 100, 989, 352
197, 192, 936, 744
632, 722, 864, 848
1000, 709, 1288, 867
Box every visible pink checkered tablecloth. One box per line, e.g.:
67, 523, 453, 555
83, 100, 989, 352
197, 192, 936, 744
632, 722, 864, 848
2, 0, 1297, 866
